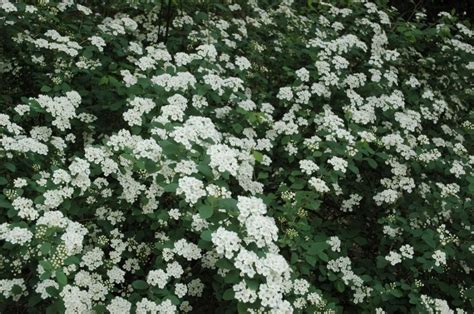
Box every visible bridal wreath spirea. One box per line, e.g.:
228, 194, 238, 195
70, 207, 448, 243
0, 0, 473, 313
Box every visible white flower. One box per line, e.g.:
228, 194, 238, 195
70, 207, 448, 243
327, 236, 341, 252
293, 279, 310, 295
385, 251, 402, 266
0, 279, 26, 301
166, 261, 184, 278
295, 67, 310, 82
13, 178, 27, 188
88, 36, 106, 51
147, 269, 168, 289
120, 70, 137, 87
106, 297, 131, 314
35, 279, 59, 299
207, 144, 239, 176
235, 56, 251, 70
60, 285, 92, 314
31, 91, 81, 131
176, 176, 206, 205
237, 196, 267, 222
0, 225, 33, 245
169, 208, 181, 220
400, 244, 414, 259
174, 283, 187, 298
299, 159, 319, 175
235, 249, 258, 277
233, 281, 258, 304
212, 227, 241, 259
432, 250, 446, 267
309, 177, 329, 193
187, 279, 204, 297
245, 216, 278, 248
12, 197, 38, 221
328, 156, 348, 173
196, 44, 218, 61
277, 87, 293, 101
173, 239, 202, 261
373, 189, 399, 206
81, 248, 104, 271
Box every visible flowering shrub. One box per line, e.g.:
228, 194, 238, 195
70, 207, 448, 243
0, 0, 473, 313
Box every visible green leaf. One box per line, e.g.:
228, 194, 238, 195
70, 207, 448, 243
246, 279, 259, 291
132, 280, 148, 290
56, 269, 67, 286
222, 288, 235, 300
422, 232, 436, 248
99, 76, 109, 85
376, 256, 388, 268
0, 198, 11, 208
39, 260, 53, 271
335, 280, 345, 292
218, 198, 237, 210
367, 158, 377, 169
317, 251, 329, 262
215, 259, 233, 269
224, 270, 240, 284
4, 162, 16, 172
252, 151, 263, 162
390, 289, 404, 298
200, 229, 212, 241
40, 85, 51, 92
198, 205, 213, 219
0, 177, 8, 185
348, 164, 359, 174
305, 254, 317, 266
64, 256, 80, 265
163, 183, 178, 192
198, 162, 213, 178
40, 243, 52, 255
145, 160, 159, 173
28, 294, 42, 307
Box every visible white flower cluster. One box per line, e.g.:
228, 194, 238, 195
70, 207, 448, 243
1, 0, 472, 312
176, 176, 206, 205
30, 29, 82, 57
0, 224, 33, 245
309, 177, 330, 193
31, 91, 81, 131
328, 156, 348, 173
123, 97, 155, 126
327, 236, 341, 252
432, 250, 447, 267
212, 227, 241, 259
299, 159, 319, 175
327, 257, 372, 303
207, 144, 239, 176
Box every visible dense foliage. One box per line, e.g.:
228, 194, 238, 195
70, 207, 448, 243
0, 0, 473, 313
